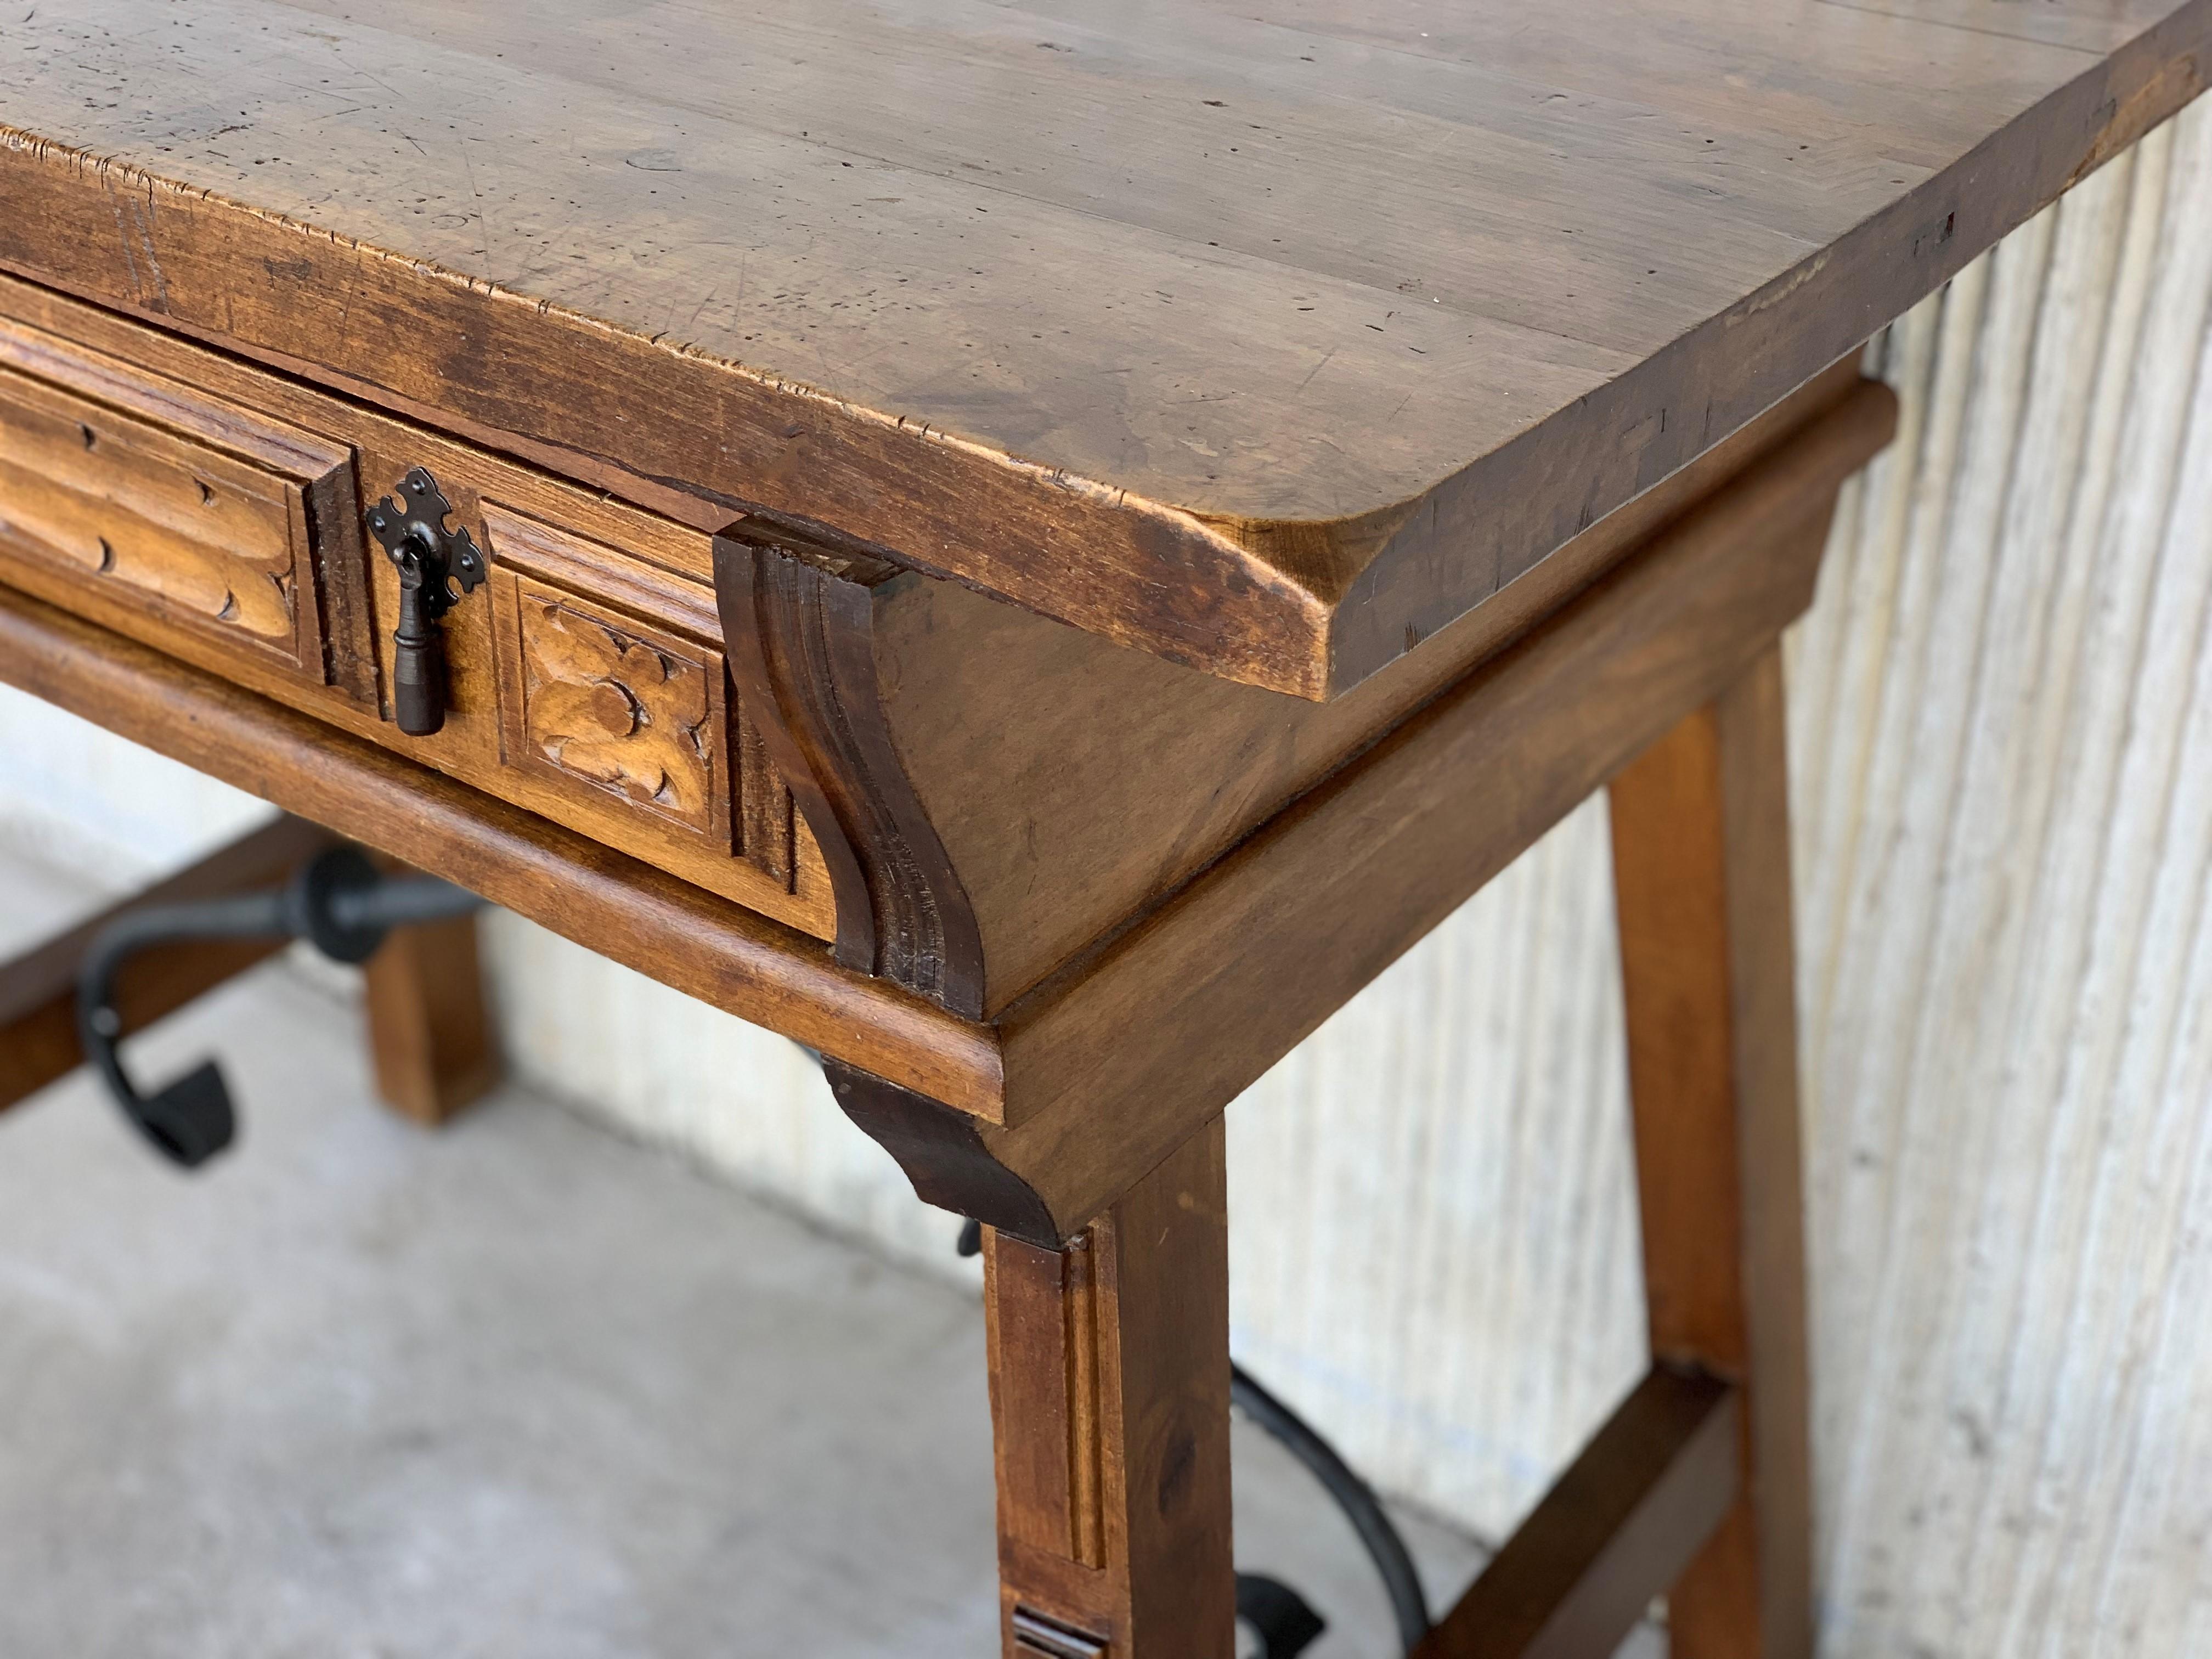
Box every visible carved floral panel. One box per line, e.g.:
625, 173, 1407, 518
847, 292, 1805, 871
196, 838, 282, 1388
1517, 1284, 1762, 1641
512, 579, 720, 834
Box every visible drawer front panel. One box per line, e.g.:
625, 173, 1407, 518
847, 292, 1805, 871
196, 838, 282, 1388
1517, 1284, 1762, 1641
0, 273, 829, 940
0, 321, 375, 701
510, 577, 724, 834
484, 504, 792, 884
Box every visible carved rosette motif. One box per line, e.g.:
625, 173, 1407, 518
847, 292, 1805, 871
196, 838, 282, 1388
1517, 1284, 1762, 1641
516, 589, 715, 828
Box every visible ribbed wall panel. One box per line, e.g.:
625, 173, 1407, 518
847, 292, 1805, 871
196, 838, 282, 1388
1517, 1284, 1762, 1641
1220, 794, 1643, 1536
1792, 104, 2212, 1658
0, 97, 2207, 1659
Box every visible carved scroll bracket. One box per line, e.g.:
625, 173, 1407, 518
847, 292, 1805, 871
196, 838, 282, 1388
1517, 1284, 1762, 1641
713, 528, 985, 1018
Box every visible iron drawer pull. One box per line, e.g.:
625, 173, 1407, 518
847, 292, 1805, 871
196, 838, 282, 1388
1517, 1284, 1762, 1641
365, 465, 487, 737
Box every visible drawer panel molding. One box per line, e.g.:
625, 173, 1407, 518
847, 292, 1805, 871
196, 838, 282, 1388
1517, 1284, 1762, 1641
0, 272, 831, 939
0, 317, 377, 703
485, 504, 794, 887
510, 576, 724, 836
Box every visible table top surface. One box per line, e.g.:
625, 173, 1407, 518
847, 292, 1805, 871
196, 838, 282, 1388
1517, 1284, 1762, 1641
1, 0, 2205, 695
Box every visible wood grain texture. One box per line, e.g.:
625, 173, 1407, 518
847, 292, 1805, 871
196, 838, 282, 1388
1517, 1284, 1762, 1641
1610, 646, 1815, 1659
939, 397, 1885, 1239
880, 363, 1881, 1014
716, 531, 984, 1017
0, 814, 336, 1112
984, 1120, 1234, 1658
1200, 131, 2212, 1651
0, 324, 1889, 1241
0, 273, 831, 934
0, 583, 1001, 1117
518, 591, 716, 822
3, 252, 1872, 1039
0, 318, 375, 700
481, 504, 794, 887
61, 108, 2192, 1655
362, 909, 500, 1128
0, 371, 298, 644
816, 387, 1879, 1238
0, 1, 2199, 695
1416, 1367, 1739, 1659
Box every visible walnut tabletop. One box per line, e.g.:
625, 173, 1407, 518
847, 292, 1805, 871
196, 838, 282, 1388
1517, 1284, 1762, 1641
1, 0, 2204, 697
2, 10, 2202, 1656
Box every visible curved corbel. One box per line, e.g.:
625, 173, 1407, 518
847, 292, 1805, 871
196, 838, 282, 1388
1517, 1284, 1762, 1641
822, 1058, 1062, 1248
713, 527, 986, 1017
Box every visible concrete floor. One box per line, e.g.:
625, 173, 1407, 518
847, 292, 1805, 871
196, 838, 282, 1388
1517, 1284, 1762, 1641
0, 839, 1581, 1658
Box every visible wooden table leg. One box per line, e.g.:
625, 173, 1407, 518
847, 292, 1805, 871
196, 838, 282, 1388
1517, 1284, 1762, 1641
1608, 642, 1815, 1659
362, 911, 500, 1127
982, 1116, 1235, 1659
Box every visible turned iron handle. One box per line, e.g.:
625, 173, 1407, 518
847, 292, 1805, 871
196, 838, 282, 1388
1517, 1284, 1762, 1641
366, 466, 487, 737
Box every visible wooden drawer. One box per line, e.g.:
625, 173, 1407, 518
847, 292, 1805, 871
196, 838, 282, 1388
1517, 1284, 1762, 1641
0, 275, 831, 939
482, 504, 786, 864
0, 328, 377, 703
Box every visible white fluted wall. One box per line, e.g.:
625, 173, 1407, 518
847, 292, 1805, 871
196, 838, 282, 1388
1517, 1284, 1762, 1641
1, 99, 2208, 1658
1789, 106, 2212, 1658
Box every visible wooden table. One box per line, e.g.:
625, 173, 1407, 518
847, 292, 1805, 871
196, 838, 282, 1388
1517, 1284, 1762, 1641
0, 3, 2203, 1653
